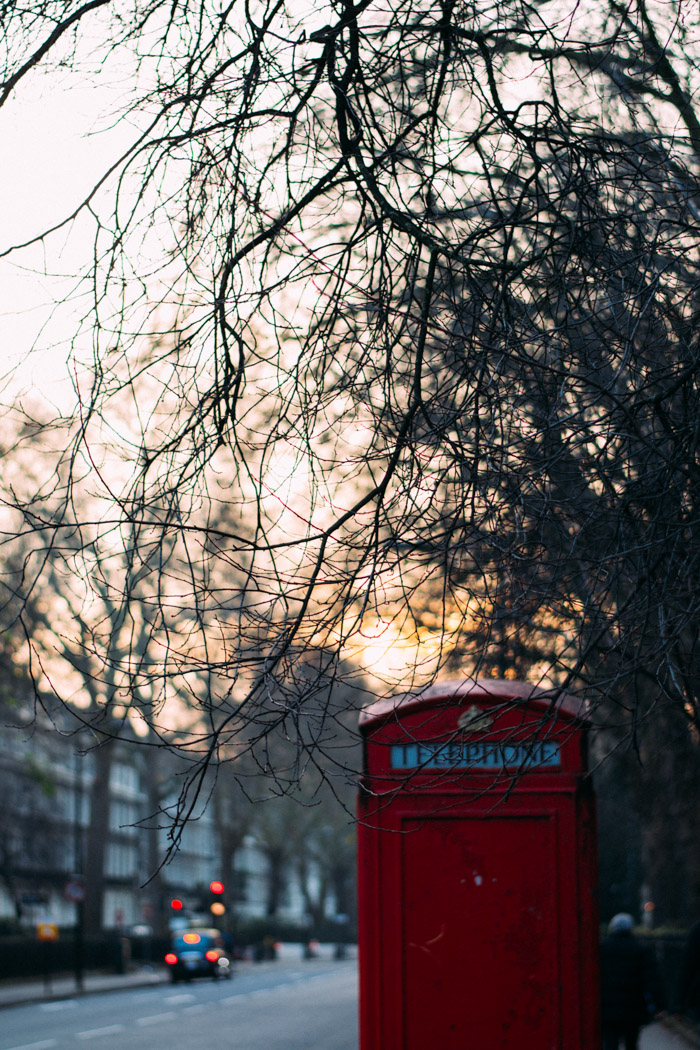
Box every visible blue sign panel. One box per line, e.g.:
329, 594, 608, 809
390, 740, 560, 771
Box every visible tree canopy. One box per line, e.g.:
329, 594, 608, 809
1, 0, 700, 827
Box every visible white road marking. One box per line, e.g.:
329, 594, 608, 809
77, 1026, 124, 1039
165, 993, 195, 1004
5, 1041, 57, 1050
136, 1012, 176, 1026
39, 1001, 77, 1011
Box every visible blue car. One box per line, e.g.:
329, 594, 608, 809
165, 928, 233, 982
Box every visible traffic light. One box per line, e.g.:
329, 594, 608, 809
170, 898, 184, 912
209, 880, 226, 917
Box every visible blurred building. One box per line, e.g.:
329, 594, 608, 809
0, 699, 343, 934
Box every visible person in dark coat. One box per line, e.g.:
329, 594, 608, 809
600, 913, 666, 1050
677, 919, 700, 1043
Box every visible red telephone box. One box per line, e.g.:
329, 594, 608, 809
357, 678, 599, 1050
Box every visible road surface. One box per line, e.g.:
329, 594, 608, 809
0, 960, 358, 1050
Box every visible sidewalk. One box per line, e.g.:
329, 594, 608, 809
0, 965, 169, 1008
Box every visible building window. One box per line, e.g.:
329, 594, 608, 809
110, 762, 140, 795
106, 842, 137, 879
110, 800, 138, 833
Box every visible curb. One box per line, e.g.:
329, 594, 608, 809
0, 956, 323, 1009
0, 969, 169, 1009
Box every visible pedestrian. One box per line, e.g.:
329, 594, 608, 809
677, 919, 700, 1044
600, 912, 666, 1050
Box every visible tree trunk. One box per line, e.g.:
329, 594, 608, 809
265, 848, 287, 917
638, 705, 700, 927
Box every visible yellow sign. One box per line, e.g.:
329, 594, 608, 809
36, 921, 59, 942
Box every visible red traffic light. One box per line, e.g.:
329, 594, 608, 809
209, 881, 225, 895
170, 898, 184, 911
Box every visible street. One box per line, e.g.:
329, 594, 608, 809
0, 961, 357, 1050
0, 960, 691, 1050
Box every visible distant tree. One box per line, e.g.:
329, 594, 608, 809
210, 761, 257, 917
2, 1, 700, 919
295, 809, 357, 932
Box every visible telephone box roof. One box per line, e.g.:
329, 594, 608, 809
359, 677, 588, 731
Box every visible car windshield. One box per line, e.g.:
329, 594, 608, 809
173, 929, 222, 951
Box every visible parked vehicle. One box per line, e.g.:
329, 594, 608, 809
165, 928, 232, 982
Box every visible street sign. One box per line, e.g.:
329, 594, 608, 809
64, 878, 86, 903
36, 921, 59, 942
20, 892, 48, 906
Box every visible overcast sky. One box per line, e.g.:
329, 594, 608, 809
0, 51, 140, 411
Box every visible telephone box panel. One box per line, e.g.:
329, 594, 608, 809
357, 678, 599, 1050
